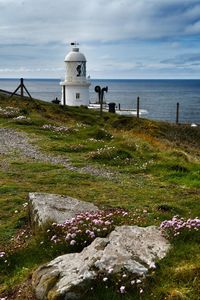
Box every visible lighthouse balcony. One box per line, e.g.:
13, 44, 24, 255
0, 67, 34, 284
60, 79, 91, 87
65, 76, 89, 83
60, 76, 90, 85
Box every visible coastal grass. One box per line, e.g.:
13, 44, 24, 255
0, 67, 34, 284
0, 93, 199, 299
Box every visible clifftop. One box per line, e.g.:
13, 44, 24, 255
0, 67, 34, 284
0, 92, 199, 300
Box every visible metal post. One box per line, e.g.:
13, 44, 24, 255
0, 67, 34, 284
118, 103, 121, 110
100, 87, 108, 117
176, 102, 180, 124
63, 86, 66, 106
137, 97, 140, 118
20, 78, 24, 97
100, 91, 103, 117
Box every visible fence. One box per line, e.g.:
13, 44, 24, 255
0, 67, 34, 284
109, 97, 199, 125
0, 78, 199, 125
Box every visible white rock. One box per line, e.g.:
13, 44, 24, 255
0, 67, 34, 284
28, 192, 98, 227
32, 225, 170, 300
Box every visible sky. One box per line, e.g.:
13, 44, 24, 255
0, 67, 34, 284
0, 0, 200, 79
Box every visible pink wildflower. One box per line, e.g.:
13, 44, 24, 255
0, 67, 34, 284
0, 252, 5, 258
70, 240, 76, 246
119, 286, 126, 294
103, 277, 108, 282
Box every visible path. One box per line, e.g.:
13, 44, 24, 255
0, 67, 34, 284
0, 128, 114, 179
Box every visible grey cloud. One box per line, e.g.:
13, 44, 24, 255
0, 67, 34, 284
161, 53, 200, 65
1, 0, 200, 78
185, 20, 200, 34
0, 0, 200, 44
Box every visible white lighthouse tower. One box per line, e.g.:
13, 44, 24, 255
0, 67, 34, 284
60, 43, 91, 106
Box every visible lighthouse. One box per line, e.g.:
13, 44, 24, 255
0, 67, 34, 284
60, 43, 91, 106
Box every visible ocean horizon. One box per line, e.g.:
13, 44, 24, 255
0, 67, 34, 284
0, 78, 199, 124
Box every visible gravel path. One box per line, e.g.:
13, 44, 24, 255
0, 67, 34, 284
0, 128, 114, 179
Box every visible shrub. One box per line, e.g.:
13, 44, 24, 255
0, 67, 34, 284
87, 146, 133, 166
88, 128, 113, 141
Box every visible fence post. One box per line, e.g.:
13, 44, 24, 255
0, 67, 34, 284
63, 86, 66, 105
20, 78, 24, 97
10, 78, 32, 99
176, 102, 180, 124
137, 97, 140, 118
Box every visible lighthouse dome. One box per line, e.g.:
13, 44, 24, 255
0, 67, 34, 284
65, 47, 86, 62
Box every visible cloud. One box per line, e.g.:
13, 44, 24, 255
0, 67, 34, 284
0, 0, 200, 78
185, 21, 200, 34
161, 53, 200, 65
1, 0, 200, 44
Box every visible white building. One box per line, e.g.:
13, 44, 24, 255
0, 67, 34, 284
60, 44, 91, 106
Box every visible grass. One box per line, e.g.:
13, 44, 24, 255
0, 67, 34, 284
0, 93, 199, 299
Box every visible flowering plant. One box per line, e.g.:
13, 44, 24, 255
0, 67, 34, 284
0, 251, 8, 271
0, 251, 5, 258
13, 115, 29, 120
42, 124, 75, 133
0, 106, 19, 117
160, 216, 200, 239
95, 270, 145, 296
87, 146, 132, 166
46, 209, 128, 252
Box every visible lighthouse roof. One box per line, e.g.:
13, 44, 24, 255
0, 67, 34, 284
65, 47, 86, 62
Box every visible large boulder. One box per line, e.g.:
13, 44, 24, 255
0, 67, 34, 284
32, 225, 170, 300
28, 192, 98, 228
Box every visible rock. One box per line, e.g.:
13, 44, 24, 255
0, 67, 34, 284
32, 225, 170, 299
28, 192, 98, 228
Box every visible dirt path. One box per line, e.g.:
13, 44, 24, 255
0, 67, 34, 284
0, 127, 114, 179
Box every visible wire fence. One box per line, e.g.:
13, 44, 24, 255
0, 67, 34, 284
0, 78, 199, 125
109, 97, 199, 125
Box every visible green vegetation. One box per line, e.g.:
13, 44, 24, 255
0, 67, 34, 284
0, 93, 199, 299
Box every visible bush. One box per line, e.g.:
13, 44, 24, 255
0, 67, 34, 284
88, 128, 113, 141
87, 146, 133, 166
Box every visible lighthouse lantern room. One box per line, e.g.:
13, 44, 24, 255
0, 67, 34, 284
60, 43, 91, 106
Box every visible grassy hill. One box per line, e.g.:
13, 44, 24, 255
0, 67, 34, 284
0, 93, 199, 300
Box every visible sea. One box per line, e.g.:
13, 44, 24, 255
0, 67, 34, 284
0, 78, 199, 124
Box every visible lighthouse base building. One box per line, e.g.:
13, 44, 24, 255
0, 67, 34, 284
60, 44, 91, 106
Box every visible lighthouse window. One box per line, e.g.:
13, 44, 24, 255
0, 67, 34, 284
76, 65, 81, 77
76, 62, 86, 77
76, 93, 80, 99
